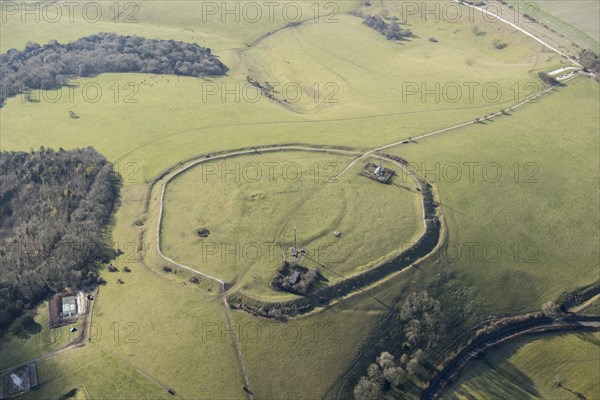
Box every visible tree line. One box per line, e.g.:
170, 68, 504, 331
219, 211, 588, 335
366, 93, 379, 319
0, 32, 229, 105
354, 291, 446, 400
580, 49, 600, 82
353, 10, 414, 41
0, 147, 120, 332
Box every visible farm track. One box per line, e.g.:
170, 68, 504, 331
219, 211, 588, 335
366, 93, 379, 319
154, 145, 362, 399
156, 146, 362, 291
455, 0, 581, 66
336, 81, 562, 178
146, 75, 571, 398
115, 95, 537, 165
570, 293, 600, 313
0, 288, 97, 374
4, 4, 588, 396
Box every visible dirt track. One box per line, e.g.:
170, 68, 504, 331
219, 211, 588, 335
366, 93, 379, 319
1, 5, 585, 394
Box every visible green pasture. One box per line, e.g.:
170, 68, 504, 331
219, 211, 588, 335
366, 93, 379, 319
0, 302, 76, 370
20, 345, 170, 400
160, 150, 423, 298
507, 0, 599, 52
84, 182, 246, 399
389, 78, 600, 314
445, 331, 600, 400
0, 1, 564, 182
0, 0, 596, 399
0, 1, 361, 53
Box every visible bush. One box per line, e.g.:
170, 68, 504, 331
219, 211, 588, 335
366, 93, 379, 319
541, 301, 560, 317
472, 26, 487, 36
163, 266, 173, 273
197, 228, 210, 237
492, 39, 508, 50
362, 14, 413, 41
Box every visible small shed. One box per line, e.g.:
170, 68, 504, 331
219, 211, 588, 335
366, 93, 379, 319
27, 364, 38, 389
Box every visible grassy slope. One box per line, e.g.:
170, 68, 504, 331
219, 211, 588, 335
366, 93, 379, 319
508, 0, 599, 53
85, 183, 246, 399
580, 297, 600, 316
0, 1, 361, 53
390, 78, 600, 314
160, 151, 422, 297
0, 1, 595, 398
0, 302, 76, 370
20, 344, 170, 400
445, 331, 600, 400
2, 183, 247, 399
0, 2, 563, 182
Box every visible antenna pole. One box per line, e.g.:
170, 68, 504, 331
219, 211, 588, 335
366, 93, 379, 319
294, 225, 297, 255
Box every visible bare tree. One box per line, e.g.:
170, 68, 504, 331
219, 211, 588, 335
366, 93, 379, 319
353, 377, 383, 400
542, 301, 561, 317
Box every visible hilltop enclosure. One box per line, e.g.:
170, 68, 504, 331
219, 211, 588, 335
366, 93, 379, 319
159, 149, 424, 298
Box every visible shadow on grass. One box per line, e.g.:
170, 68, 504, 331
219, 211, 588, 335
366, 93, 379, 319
58, 388, 78, 399
558, 384, 587, 399
447, 345, 542, 400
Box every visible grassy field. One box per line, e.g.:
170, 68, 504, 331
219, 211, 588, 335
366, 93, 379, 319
229, 253, 432, 400
80, 182, 248, 400
389, 78, 600, 314
445, 331, 600, 399
5, 182, 249, 399
507, 0, 599, 53
386, 79, 600, 312
0, 1, 563, 182
0, 0, 597, 399
20, 344, 171, 400
160, 150, 423, 297
0, 302, 77, 370
0, 1, 361, 53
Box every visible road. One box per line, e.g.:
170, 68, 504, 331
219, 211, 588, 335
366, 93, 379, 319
455, 0, 581, 67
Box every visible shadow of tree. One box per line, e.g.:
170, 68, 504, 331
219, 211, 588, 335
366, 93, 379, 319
446, 348, 541, 399
58, 388, 78, 399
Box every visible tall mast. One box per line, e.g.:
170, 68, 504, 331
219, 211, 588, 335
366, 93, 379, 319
293, 225, 297, 256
